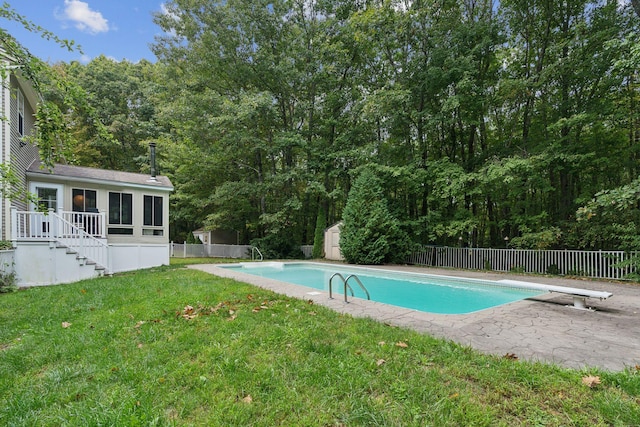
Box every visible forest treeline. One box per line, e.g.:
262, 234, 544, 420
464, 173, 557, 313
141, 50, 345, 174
42, 0, 640, 254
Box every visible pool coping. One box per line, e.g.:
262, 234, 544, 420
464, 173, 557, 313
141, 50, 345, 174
188, 262, 640, 372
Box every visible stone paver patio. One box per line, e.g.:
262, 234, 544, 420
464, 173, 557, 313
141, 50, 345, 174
189, 263, 640, 371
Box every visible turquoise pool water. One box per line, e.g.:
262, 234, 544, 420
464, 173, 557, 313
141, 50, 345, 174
221, 262, 545, 315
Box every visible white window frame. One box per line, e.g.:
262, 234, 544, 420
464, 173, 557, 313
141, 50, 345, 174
143, 195, 164, 236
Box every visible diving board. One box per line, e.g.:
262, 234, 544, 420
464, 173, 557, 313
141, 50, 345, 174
498, 280, 613, 310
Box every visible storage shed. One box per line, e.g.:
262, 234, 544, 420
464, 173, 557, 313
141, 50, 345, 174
323, 222, 344, 261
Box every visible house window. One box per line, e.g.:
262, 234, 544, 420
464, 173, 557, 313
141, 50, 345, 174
36, 187, 58, 212
143, 195, 163, 236
72, 189, 97, 212
108, 192, 133, 225
17, 89, 24, 136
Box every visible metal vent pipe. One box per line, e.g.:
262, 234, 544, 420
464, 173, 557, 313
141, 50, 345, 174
149, 142, 157, 181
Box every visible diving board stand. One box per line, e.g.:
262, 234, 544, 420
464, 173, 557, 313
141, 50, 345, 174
498, 280, 613, 310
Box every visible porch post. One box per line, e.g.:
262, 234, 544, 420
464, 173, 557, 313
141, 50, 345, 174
48, 208, 56, 247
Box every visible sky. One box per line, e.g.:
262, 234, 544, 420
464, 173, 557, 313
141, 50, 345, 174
2, 0, 167, 63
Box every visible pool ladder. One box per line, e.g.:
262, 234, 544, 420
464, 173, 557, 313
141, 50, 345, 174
329, 273, 370, 303
251, 246, 263, 261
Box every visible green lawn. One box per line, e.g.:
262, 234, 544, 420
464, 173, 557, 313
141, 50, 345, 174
1, 261, 639, 426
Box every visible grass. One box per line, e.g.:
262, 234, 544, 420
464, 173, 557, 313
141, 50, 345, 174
1, 260, 639, 426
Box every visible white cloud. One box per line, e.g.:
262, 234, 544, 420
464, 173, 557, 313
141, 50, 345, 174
61, 0, 109, 35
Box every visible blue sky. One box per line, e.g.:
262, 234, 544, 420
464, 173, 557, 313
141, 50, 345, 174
2, 1, 166, 63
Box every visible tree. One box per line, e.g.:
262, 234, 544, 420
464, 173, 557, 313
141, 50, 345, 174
0, 6, 73, 166
340, 168, 410, 265
51, 57, 165, 171
150, 0, 640, 253
311, 205, 326, 259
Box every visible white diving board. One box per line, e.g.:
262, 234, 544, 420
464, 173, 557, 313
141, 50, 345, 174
498, 279, 613, 310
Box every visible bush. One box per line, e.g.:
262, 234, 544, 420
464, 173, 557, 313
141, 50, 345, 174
546, 264, 560, 275
340, 169, 411, 265
251, 233, 304, 259
185, 232, 202, 244
0, 267, 17, 293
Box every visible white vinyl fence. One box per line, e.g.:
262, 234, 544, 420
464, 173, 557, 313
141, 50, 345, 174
408, 246, 639, 280
171, 243, 314, 259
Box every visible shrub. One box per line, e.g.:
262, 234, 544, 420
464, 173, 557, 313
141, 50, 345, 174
0, 266, 17, 293
251, 233, 304, 259
546, 264, 560, 275
185, 232, 202, 244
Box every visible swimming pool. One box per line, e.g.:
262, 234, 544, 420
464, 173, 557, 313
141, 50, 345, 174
221, 262, 546, 315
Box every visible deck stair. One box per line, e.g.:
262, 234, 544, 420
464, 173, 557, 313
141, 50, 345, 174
11, 208, 110, 285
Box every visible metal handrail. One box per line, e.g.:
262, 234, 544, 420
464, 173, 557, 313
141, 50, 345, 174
329, 272, 370, 302
345, 274, 371, 300
251, 246, 263, 261
329, 273, 354, 302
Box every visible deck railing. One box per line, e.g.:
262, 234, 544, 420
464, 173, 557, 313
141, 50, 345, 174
11, 208, 110, 273
407, 246, 638, 280
61, 211, 106, 238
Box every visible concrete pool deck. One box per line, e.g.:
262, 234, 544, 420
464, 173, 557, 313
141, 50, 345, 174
188, 263, 640, 372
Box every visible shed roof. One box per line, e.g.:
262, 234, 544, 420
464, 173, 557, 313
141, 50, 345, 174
26, 161, 174, 191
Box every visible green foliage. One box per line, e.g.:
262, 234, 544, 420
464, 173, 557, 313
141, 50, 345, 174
0, 5, 78, 52
0, 6, 115, 168
546, 264, 560, 275
510, 227, 562, 250
312, 205, 326, 259
9, 0, 633, 252
49, 57, 164, 171
340, 169, 411, 264
251, 233, 304, 260
575, 177, 640, 250
0, 269, 17, 293
0, 164, 38, 206
134, 0, 640, 252
185, 231, 201, 244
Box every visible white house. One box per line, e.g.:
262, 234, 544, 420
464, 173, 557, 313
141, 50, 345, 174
1, 46, 173, 286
